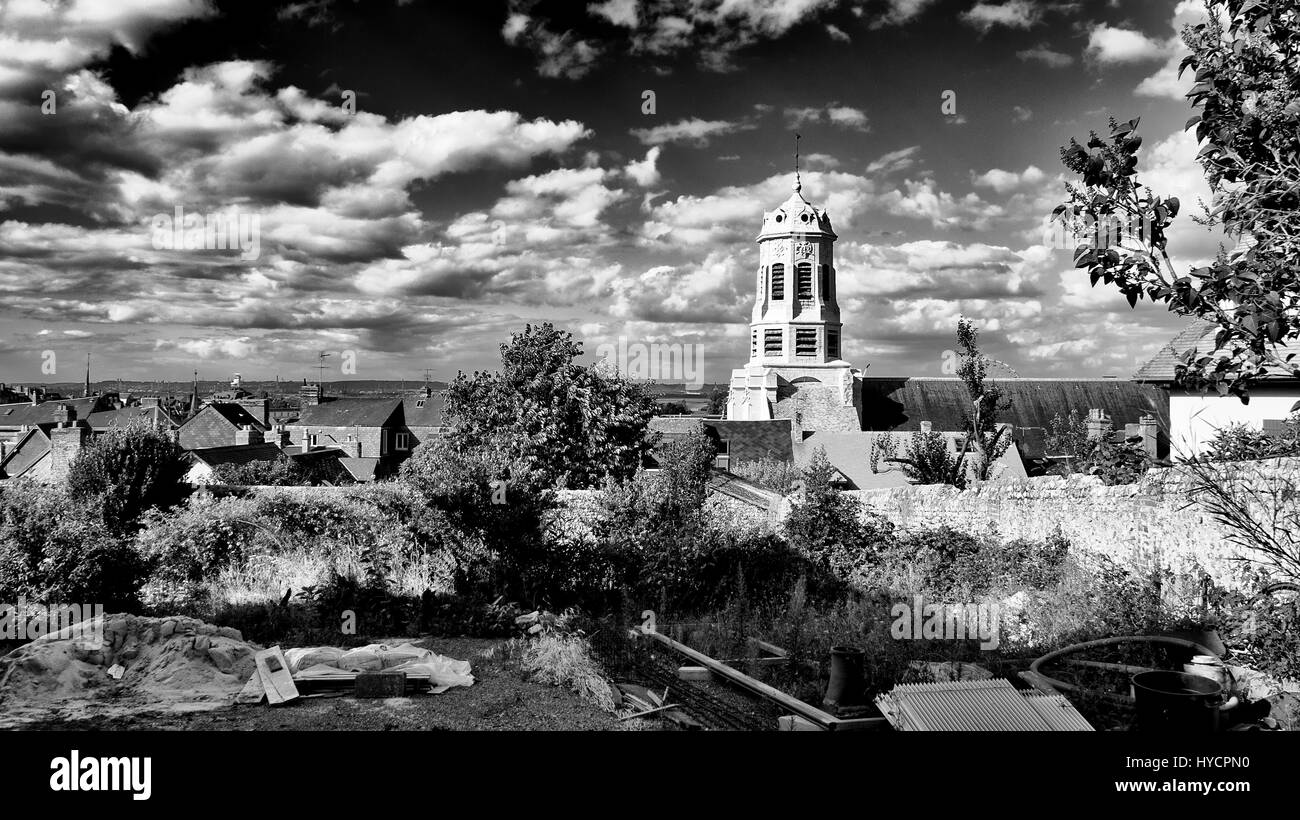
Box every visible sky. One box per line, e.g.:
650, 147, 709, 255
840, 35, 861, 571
0, 0, 1232, 386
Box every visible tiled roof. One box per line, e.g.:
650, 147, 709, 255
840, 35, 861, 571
292, 398, 402, 429
1132, 319, 1300, 382
188, 443, 285, 467
706, 470, 782, 511
875, 679, 1093, 732
1132, 320, 1219, 382
0, 396, 103, 427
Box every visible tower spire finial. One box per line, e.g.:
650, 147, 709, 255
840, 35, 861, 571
794, 132, 802, 192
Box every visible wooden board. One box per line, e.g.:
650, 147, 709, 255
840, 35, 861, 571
254, 646, 300, 705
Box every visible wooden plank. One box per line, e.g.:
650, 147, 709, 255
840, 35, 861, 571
645, 630, 842, 727
617, 703, 679, 721
677, 666, 712, 682
254, 647, 299, 705
748, 638, 788, 658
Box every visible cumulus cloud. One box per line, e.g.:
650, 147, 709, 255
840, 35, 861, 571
1085, 25, 1167, 64
972, 165, 1046, 194
960, 1, 1041, 33
784, 104, 870, 131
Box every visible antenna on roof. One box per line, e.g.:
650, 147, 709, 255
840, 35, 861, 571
316, 352, 331, 398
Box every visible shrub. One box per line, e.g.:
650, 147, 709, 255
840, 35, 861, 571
783, 449, 892, 580
508, 633, 617, 712
66, 422, 187, 532
0, 482, 143, 609
731, 457, 802, 493
1206, 420, 1300, 462
890, 430, 966, 487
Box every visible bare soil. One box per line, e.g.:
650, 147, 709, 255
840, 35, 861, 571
6, 638, 629, 732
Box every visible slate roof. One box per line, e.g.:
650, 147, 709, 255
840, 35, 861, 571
291, 398, 403, 428
204, 402, 268, 430
402, 393, 447, 428
860, 377, 1169, 436
1133, 319, 1300, 382
85, 405, 179, 431
338, 457, 380, 482
647, 417, 795, 464
188, 443, 285, 467
0, 396, 103, 427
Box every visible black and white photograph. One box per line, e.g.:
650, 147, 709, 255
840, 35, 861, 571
0, 0, 1295, 800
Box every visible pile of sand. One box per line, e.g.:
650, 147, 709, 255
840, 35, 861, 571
0, 614, 261, 723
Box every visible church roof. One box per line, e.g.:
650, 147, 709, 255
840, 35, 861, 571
758, 179, 836, 239
1132, 319, 1300, 383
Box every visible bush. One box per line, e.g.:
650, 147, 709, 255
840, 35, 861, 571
66, 422, 187, 532
731, 457, 802, 493
1206, 420, 1300, 462
782, 449, 892, 580
0, 482, 143, 609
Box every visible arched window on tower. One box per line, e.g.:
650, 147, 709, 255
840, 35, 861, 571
796, 262, 813, 300
770, 263, 785, 300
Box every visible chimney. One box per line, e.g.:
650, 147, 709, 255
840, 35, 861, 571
50, 424, 88, 480
1138, 414, 1159, 459
301, 428, 312, 452
920, 420, 933, 434
235, 424, 264, 446
29, 388, 38, 406
56, 403, 74, 425
1085, 408, 1110, 440
271, 426, 290, 447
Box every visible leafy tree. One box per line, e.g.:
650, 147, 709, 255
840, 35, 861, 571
955, 317, 1013, 482
1054, 2, 1300, 400
1045, 410, 1096, 474
890, 429, 966, 488
706, 387, 728, 415
443, 323, 659, 489
66, 422, 187, 533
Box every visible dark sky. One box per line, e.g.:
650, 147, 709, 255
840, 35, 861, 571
0, 0, 1226, 385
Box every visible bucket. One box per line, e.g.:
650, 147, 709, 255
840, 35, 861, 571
1183, 655, 1229, 690
1131, 670, 1224, 732
823, 646, 866, 713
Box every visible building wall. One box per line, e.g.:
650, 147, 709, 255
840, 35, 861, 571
834, 459, 1300, 591
1167, 385, 1300, 456
285, 424, 387, 458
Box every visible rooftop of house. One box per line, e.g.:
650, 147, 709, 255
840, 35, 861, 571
338, 456, 380, 482
291, 398, 403, 428
648, 417, 796, 464
0, 396, 105, 427
192, 402, 269, 431
1133, 319, 1300, 383
85, 404, 180, 431
859, 377, 1169, 438
187, 442, 285, 467
401, 392, 447, 428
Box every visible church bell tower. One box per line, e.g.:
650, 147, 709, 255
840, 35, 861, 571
726, 142, 864, 432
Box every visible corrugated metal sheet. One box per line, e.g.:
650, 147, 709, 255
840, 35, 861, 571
1024, 693, 1095, 731
876, 679, 1092, 732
